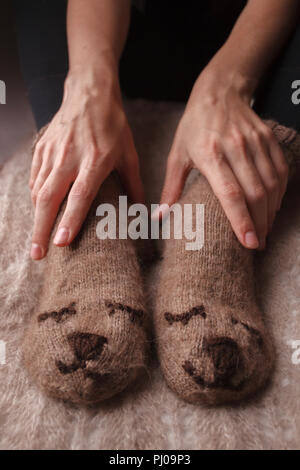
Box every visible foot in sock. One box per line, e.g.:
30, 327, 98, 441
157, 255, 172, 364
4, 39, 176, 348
155, 120, 300, 405
23, 136, 149, 404
155, 173, 274, 405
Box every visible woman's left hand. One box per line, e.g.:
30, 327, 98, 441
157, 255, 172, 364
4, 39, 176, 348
158, 72, 288, 250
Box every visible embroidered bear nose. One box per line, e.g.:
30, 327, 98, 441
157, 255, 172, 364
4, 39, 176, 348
204, 337, 240, 384
67, 332, 108, 362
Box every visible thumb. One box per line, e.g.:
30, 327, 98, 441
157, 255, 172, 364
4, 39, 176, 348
153, 154, 190, 220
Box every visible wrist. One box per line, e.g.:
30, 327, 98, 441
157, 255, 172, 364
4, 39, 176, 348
65, 52, 120, 98
196, 60, 258, 104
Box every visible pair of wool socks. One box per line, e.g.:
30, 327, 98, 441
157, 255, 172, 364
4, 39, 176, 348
23, 121, 299, 405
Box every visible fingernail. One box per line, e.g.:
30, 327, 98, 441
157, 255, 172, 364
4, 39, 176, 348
54, 227, 69, 246
245, 231, 259, 249
31, 243, 43, 260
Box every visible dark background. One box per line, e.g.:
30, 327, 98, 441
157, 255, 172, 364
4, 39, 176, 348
0, 0, 246, 165
0, 0, 34, 165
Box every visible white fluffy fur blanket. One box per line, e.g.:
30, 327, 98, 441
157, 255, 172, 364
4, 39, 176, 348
0, 101, 300, 450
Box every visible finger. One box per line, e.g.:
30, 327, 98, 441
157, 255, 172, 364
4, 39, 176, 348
54, 164, 111, 246
31, 158, 53, 206
267, 133, 289, 210
225, 138, 268, 249
119, 142, 145, 204
201, 155, 259, 250
153, 152, 190, 219
29, 141, 44, 189
248, 131, 279, 232
31, 171, 72, 260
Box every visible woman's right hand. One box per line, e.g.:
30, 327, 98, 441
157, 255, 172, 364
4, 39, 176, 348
30, 66, 144, 260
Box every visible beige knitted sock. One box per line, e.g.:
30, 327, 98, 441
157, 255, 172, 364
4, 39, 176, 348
23, 132, 149, 405
265, 120, 300, 174
155, 121, 300, 405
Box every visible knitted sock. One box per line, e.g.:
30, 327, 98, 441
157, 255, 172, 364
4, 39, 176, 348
155, 121, 300, 405
23, 131, 149, 405
265, 120, 300, 175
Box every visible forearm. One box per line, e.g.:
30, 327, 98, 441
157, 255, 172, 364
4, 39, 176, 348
66, 0, 131, 82
200, 0, 300, 100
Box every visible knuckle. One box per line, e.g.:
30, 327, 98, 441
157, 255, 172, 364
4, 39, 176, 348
260, 124, 273, 140
37, 186, 52, 206
54, 146, 72, 170
34, 140, 45, 155
89, 142, 101, 160
53, 162, 67, 175
250, 184, 266, 203
84, 145, 107, 170
201, 139, 222, 163
230, 128, 246, 150
71, 181, 93, 201
38, 168, 49, 180
210, 151, 224, 165
205, 147, 224, 167
38, 142, 54, 163
250, 127, 263, 146
219, 182, 242, 201
208, 138, 221, 155
44, 141, 54, 155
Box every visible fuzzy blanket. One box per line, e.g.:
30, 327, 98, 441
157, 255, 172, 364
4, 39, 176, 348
0, 100, 300, 450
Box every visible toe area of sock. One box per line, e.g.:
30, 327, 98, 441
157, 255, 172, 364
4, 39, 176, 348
22, 329, 147, 405
47, 366, 141, 405
159, 334, 275, 406
24, 353, 144, 405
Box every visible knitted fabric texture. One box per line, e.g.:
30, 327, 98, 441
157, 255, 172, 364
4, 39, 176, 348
265, 119, 300, 177
1, 101, 300, 448
23, 127, 149, 405
155, 174, 274, 405
154, 119, 300, 405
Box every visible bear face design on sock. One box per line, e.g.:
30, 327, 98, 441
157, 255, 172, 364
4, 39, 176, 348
231, 317, 264, 347
180, 311, 266, 392
183, 336, 245, 391
56, 332, 108, 378
36, 300, 145, 384
37, 301, 145, 327
105, 301, 145, 325
164, 305, 207, 325
37, 302, 77, 324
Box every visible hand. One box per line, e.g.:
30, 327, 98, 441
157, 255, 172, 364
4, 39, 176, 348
158, 73, 288, 250
30, 69, 144, 260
